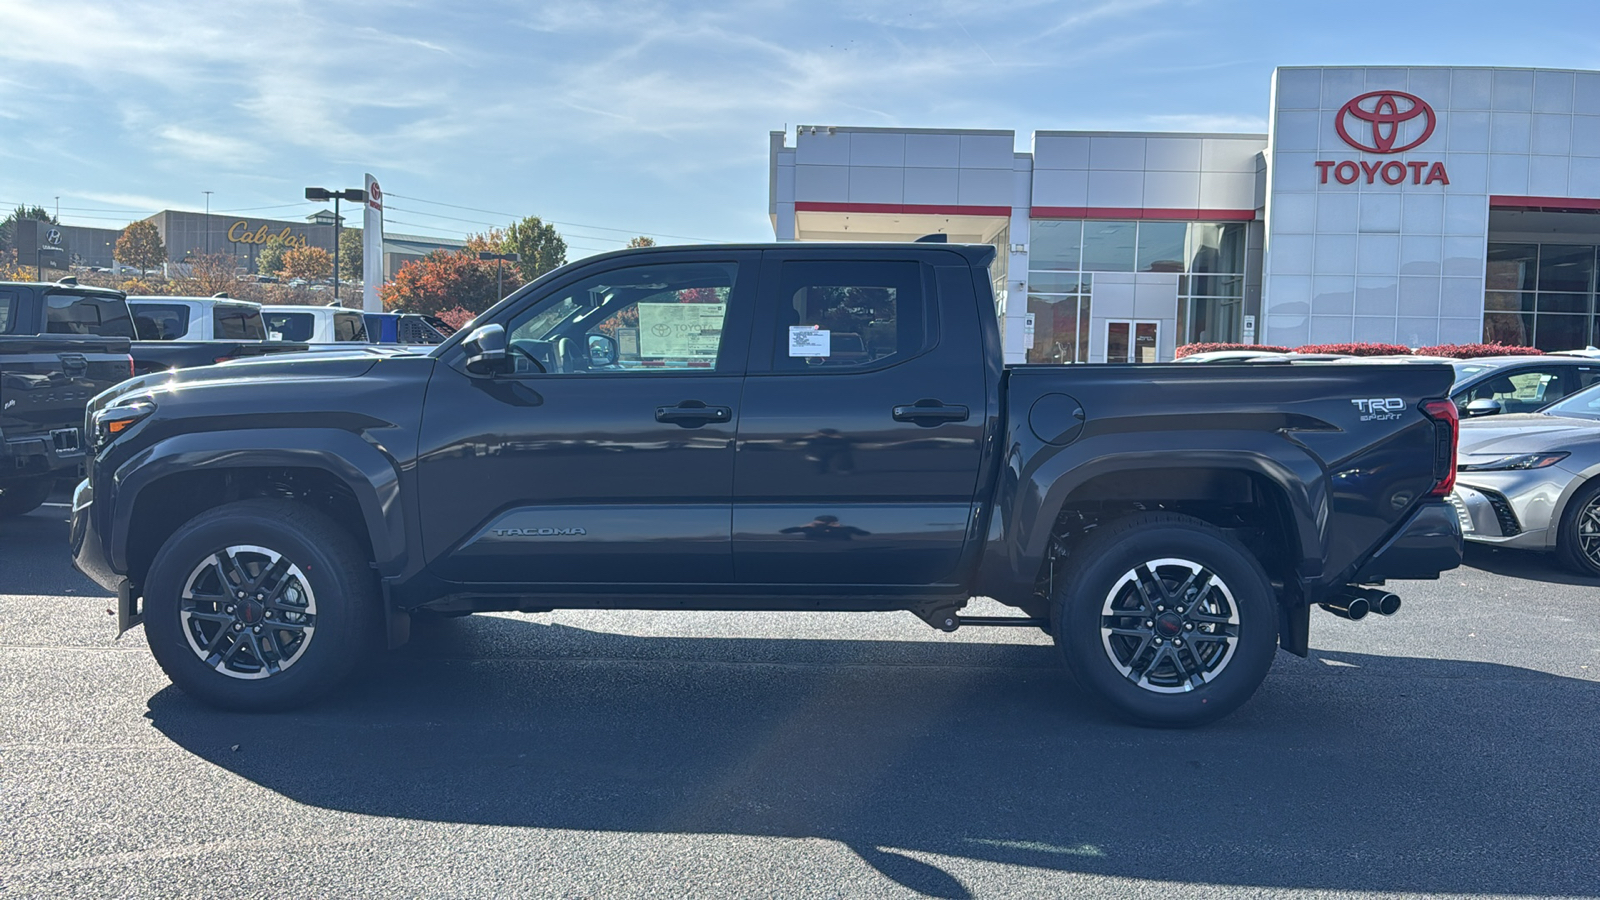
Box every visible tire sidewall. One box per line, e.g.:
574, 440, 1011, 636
1056, 522, 1277, 727
0, 479, 53, 517
144, 504, 373, 710
1559, 481, 1600, 577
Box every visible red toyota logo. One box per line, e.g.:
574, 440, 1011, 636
368, 182, 383, 210
1335, 90, 1436, 154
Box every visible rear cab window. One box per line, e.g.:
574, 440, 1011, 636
333, 312, 368, 342
264, 312, 314, 342
45, 292, 136, 338
0, 291, 15, 334
214, 304, 266, 340
131, 303, 191, 340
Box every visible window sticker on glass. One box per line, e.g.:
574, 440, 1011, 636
637, 302, 724, 359
789, 325, 831, 357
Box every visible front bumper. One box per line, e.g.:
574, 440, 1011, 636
1450, 468, 1569, 550
71, 477, 140, 634
1352, 499, 1463, 582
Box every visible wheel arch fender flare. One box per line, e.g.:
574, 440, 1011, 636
109, 428, 405, 574
1547, 464, 1600, 549
1016, 443, 1325, 584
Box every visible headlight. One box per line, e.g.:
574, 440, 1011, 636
1458, 452, 1569, 472
92, 400, 155, 449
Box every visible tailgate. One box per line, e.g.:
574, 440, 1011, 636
1, 335, 132, 459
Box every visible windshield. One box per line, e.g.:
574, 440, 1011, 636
1539, 383, 1600, 421
1452, 363, 1490, 386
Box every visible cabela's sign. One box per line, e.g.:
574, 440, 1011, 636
227, 220, 311, 248
1313, 91, 1449, 187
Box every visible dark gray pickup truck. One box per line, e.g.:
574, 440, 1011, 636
1, 282, 134, 516
72, 242, 1463, 726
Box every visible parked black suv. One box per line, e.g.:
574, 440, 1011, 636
72, 243, 1462, 725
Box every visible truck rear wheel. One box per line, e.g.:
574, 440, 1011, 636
1051, 513, 1277, 727
0, 480, 53, 518
142, 499, 380, 711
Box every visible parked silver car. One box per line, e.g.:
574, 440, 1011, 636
1451, 384, 1600, 574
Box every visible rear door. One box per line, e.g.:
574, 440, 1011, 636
417, 251, 758, 585
731, 249, 989, 586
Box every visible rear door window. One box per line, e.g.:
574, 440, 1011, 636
333, 312, 368, 342
770, 260, 926, 372
46, 293, 136, 338
264, 312, 314, 342
131, 303, 191, 340
214, 305, 266, 340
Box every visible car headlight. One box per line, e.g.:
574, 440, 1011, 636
92, 399, 155, 449
1458, 452, 1569, 472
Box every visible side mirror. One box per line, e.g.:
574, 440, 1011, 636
587, 333, 618, 367
462, 323, 510, 375
1465, 398, 1504, 418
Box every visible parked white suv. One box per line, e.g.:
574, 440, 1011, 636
128, 295, 269, 341
259, 305, 370, 343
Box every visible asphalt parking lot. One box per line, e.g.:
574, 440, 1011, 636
3, 502, 1598, 899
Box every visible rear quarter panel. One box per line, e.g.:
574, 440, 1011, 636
977, 362, 1455, 603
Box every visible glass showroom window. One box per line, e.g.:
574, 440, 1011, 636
1027, 220, 1246, 362
1484, 243, 1599, 351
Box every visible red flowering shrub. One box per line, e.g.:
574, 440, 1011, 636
1291, 343, 1413, 357
434, 307, 477, 331
1175, 343, 1289, 358
1414, 343, 1543, 358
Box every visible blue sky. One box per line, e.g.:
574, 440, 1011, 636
2, 0, 1598, 259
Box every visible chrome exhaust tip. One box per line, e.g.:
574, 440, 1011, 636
1358, 589, 1401, 616
1319, 596, 1370, 621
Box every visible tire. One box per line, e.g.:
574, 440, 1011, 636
0, 480, 53, 518
1051, 512, 1278, 727
1557, 479, 1600, 577
143, 499, 380, 711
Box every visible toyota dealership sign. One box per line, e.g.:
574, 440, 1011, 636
1314, 90, 1449, 186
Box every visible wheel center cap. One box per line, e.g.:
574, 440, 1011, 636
1155, 613, 1183, 636
241, 601, 263, 624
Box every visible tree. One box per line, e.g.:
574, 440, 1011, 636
0, 205, 56, 249
114, 220, 166, 276
338, 229, 364, 282
627, 236, 656, 249
256, 235, 291, 276
504, 216, 566, 282
280, 245, 333, 281
173, 252, 240, 297
380, 250, 501, 316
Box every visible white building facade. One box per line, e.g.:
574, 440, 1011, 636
769, 66, 1600, 362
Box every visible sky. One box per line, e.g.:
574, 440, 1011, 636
2, 0, 1599, 260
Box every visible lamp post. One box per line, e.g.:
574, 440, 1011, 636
203, 191, 212, 255
305, 186, 367, 306
477, 251, 521, 300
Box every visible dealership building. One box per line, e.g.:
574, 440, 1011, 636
769, 66, 1600, 363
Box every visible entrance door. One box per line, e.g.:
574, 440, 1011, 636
1106, 320, 1160, 363
416, 252, 757, 586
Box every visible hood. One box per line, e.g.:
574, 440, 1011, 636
1457, 413, 1600, 457
89, 352, 392, 415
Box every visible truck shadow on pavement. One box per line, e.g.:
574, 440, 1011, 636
143, 614, 1600, 898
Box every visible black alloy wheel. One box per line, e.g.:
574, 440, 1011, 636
143, 499, 380, 711
1052, 512, 1278, 727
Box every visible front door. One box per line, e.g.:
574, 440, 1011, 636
416, 252, 757, 586
731, 252, 988, 587
1106, 320, 1160, 363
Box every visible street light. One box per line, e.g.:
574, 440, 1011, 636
305, 186, 367, 305
478, 251, 521, 300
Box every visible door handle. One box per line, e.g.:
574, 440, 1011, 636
892, 401, 970, 424
655, 401, 733, 426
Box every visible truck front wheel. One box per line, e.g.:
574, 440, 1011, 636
1052, 513, 1277, 727
142, 500, 380, 711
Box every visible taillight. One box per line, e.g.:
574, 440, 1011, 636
1421, 398, 1458, 497
127, 357, 135, 378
